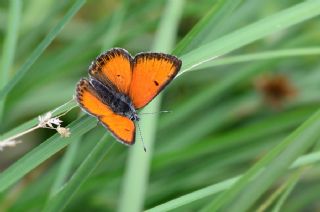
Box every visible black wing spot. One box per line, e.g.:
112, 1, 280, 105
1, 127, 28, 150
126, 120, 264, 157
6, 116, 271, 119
117, 74, 121, 77
154, 80, 159, 86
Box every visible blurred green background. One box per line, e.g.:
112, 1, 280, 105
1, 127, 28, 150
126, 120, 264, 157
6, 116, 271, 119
1, 0, 320, 211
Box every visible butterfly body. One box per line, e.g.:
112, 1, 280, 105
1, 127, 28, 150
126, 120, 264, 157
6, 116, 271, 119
76, 48, 181, 145
89, 77, 139, 121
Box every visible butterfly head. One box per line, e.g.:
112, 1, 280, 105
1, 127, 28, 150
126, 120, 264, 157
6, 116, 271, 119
123, 104, 139, 122
128, 111, 139, 122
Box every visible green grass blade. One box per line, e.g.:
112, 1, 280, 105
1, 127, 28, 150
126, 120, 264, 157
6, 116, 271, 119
49, 138, 80, 197
0, 99, 77, 140
160, 46, 319, 131
271, 171, 301, 212
256, 170, 302, 212
174, 0, 243, 55
0, 0, 21, 122
284, 183, 320, 211
118, 1, 184, 212
158, 94, 256, 152
43, 135, 113, 212
9, 128, 107, 211
145, 177, 240, 212
226, 122, 320, 211
160, 62, 264, 130
0, 115, 96, 192
179, 0, 320, 74
44, 1, 128, 207
0, 0, 86, 101
0, 0, 21, 86
291, 152, 320, 168
101, 1, 128, 50
146, 151, 320, 212
195, 47, 320, 70
18, 0, 69, 57
203, 108, 320, 212
118, 97, 162, 212
155, 105, 316, 168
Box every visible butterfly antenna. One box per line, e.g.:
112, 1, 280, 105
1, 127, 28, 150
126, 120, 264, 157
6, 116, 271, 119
136, 123, 146, 152
140, 110, 172, 115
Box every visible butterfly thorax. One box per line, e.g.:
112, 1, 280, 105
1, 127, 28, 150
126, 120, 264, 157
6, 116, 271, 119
90, 78, 139, 121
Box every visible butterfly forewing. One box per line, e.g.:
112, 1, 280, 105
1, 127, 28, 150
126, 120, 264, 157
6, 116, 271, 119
129, 53, 182, 109
89, 48, 133, 94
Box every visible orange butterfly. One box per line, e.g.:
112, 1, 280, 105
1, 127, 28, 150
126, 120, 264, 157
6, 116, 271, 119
76, 48, 182, 145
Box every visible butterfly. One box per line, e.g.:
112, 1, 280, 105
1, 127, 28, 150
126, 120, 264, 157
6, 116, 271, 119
76, 48, 182, 146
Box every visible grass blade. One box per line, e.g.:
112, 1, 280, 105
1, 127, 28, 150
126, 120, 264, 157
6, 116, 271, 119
145, 177, 240, 212
256, 170, 302, 212
43, 135, 113, 212
160, 46, 320, 131
146, 151, 320, 212
179, 0, 320, 74
203, 108, 320, 211
174, 0, 243, 55
271, 171, 301, 212
43, 1, 128, 208
0, 0, 86, 100
0, 0, 21, 122
101, 1, 128, 50
155, 105, 316, 168
0, 99, 77, 140
195, 47, 320, 70
0, 115, 96, 192
160, 62, 265, 130
118, 1, 184, 212
48, 138, 80, 197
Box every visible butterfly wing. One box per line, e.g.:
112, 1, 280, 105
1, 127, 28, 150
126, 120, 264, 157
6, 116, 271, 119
129, 53, 182, 109
89, 48, 133, 94
76, 79, 135, 145
99, 115, 135, 145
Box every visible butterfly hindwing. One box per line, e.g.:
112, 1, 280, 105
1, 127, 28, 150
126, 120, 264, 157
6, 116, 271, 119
129, 53, 182, 109
76, 79, 135, 145
89, 48, 133, 94
99, 115, 135, 145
